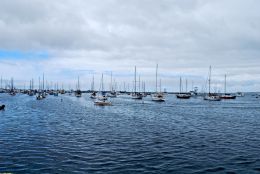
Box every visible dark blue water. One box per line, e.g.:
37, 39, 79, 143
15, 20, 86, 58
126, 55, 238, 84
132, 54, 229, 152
1, 93, 260, 173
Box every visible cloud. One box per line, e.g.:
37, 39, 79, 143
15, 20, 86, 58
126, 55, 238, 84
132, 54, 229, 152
0, 0, 260, 91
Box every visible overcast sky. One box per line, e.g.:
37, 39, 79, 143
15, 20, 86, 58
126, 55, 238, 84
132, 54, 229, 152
0, 0, 260, 92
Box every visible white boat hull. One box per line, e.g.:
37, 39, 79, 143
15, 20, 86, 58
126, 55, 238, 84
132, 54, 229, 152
94, 101, 112, 106
204, 95, 221, 101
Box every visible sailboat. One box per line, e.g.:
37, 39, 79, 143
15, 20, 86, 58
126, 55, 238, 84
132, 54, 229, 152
60, 83, 65, 94
176, 77, 191, 99
132, 66, 143, 100
107, 72, 117, 98
9, 78, 16, 96
152, 64, 165, 102
90, 75, 97, 99
0, 76, 4, 93
75, 76, 82, 97
53, 83, 59, 96
94, 74, 112, 106
204, 66, 221, 101
28, 79, 35, 96
42, 74, 47, 98
220, 74, 236, 99
36, 76, 44, 100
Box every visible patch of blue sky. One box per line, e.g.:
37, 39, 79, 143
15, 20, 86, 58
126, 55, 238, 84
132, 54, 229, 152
55, 69, 96, 79
0, 50, 49, 60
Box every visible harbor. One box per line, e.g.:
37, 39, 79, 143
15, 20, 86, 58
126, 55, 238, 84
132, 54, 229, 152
1, 91, 260, 173
1, 0, 260, 173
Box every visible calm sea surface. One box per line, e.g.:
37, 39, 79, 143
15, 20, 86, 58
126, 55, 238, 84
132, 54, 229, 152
1, 93, 260, 174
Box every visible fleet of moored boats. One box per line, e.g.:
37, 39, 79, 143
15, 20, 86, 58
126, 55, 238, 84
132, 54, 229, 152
0, 65, 252, 110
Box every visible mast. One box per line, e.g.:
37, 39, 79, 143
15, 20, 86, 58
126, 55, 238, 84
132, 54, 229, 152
138, 75, 141, 93
186, 79, 188, 93
101, 73, 104, 91
160, 79, 162, 93
144, 81, 146, 93
179, 77, 182, 93
134, 66, 136, 94
10, 77, 13, 91
77, 76, 80, 90
224, 74, 226, 94
42, 73, 44, 91
110, 71, 113, 92
32, 78, 34, 90
0, 76, 2, 89
209, 66, 211, 94
38, 77, 41, 91
92, 75, 95, 91
155, 64, 158, 93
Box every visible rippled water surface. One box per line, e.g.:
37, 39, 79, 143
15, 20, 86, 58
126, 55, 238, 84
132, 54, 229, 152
1, 93, 260, 173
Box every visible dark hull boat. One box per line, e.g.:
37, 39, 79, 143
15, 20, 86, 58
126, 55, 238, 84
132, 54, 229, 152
75, 90, 82, 97
0, 105, 5, 111
221, 75, 236, 100
75, 76, 82, 97
176, 77, 191, 99
221, 94, 236, 99
132, 66, 143, 100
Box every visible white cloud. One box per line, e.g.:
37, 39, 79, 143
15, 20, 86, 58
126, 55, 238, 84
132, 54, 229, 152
0, 0, 260, 91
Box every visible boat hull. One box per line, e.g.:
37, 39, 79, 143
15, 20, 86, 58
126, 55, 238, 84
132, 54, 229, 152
94, 101, 112, 106
132, 96, 143, 100
0, 105, 5, 110
221, 95, 236, 99
204, 95, 221, 101
152, 98, 165, 102
176, 94, 191, 99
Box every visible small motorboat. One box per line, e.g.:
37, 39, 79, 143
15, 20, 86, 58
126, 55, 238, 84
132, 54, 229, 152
54, 92, 59, 96
90, 92, 97, 99
152, 93, 165, 102
236, 92, 245, 97
107, 91, 117, 98
176, 93, 191, 99
94, 100, 112, 106
0, 105, 5, 110
75, 90, 82, 97
9, 92, 16, 96
132, 92, 143, 100
36, 92, 46, 100
204, 94, 221, 101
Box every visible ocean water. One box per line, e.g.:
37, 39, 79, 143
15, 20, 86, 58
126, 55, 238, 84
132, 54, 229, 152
0, 93, 260, 174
